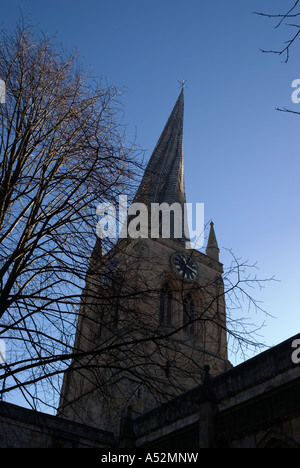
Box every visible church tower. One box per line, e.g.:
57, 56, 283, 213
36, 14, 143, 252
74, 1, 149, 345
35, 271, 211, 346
58, 89, 231, 436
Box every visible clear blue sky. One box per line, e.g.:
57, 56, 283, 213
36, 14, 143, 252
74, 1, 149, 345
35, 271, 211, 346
1, 0, 299, 365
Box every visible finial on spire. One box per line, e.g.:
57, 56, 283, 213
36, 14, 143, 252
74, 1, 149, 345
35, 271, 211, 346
178, 79, 188, 90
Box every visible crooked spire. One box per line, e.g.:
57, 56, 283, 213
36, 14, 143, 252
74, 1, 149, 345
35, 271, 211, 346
134, 89, 186, 208
133, 89, 188, 244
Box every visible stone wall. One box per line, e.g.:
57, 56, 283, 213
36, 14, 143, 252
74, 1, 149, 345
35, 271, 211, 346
0, 401, 116, 448
133, 332, 300, 448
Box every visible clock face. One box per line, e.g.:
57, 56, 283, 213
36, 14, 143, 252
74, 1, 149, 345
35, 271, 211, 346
172, 253, 197, 281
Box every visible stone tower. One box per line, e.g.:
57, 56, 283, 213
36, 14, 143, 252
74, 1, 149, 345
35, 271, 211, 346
58, 90, 231, 436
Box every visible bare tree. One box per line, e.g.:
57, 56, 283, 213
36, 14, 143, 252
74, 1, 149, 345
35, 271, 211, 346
255, 1, 300, 116
0, 19, 273, 425
0, 18, 140, 409
255, 0, 300, 63
56, 236, 272, 433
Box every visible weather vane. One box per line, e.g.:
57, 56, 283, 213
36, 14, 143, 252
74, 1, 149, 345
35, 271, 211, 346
178, 79, 188, 90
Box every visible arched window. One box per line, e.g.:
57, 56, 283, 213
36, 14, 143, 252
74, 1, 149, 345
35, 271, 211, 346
159, 284, 173, 326
183, 294, 195, 335
257, 430, 299, 448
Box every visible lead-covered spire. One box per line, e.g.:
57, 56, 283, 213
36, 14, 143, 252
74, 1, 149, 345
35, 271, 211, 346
133, 89, 188, 244
134, 89, 186, 207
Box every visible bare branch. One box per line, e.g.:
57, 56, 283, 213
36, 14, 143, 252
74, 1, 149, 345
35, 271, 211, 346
255, 1, 300, 62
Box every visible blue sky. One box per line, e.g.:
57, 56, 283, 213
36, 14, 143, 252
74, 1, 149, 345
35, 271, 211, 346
1, 0, 299, 365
